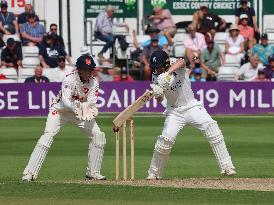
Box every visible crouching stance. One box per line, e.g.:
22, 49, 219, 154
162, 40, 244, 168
147, 50, 236, 179
22, 54, 106, 181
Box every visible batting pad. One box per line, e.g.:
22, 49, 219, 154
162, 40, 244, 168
148, 135, 174, 178
202, 122, 235, 173
23, 134, 53, 179
86, 132, 106, 176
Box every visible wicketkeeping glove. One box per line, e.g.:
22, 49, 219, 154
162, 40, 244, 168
74, 100, 84, 120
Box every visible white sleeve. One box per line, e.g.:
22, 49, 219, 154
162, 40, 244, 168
87, 79, 99, 105
61, 77, 75, 111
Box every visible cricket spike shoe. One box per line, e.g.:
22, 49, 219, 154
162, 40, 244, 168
146, 173, 160, 180
22, 174, 35, 182
85, 173, 106, 180
223, 168, 237, 176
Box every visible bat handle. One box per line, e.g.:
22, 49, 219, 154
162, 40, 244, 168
113, 126, 120, 133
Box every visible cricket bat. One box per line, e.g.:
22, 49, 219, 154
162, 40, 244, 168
113, 90, 154, 132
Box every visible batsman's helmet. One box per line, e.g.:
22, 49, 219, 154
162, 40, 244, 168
76, 54, 96, 71
150, 49, 170, 72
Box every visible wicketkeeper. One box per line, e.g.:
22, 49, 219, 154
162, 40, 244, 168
147, 50, 236, 179
22, 54, 106, 181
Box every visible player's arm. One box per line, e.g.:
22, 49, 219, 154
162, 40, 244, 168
61, 79, 75, 111
166, 58, 185, 74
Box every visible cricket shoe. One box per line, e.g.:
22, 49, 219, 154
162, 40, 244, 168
85, 173, 106, 180
146, 173, 160, 180
223, 168, 237, 176
22, 174, 34, 182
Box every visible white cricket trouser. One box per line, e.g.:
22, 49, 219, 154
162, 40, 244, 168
148, 104, 235, 178
23, 108, 105, 179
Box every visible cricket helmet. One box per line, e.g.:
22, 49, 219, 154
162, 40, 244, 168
150, 49, 170, 72
75, 54, 96, 71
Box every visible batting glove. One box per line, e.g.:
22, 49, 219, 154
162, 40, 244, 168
150, 84, 164, 98
157, 72, 172, 89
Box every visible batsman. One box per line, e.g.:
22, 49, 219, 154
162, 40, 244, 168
22, 54, 106, 181
147, 50, 236, 179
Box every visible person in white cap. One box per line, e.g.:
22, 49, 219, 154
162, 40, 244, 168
238, 14, 255, 50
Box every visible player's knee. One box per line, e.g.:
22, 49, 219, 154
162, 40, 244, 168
92, 132, 106, 148
37, 133, 54, 148
154, 135, 174, 155
202, 122, 223, 144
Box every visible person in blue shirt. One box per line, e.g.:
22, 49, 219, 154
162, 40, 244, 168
191, 68, 206, 82
252, 33, 274, 66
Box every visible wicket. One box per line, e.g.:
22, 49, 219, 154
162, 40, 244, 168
115, 119, 135, 180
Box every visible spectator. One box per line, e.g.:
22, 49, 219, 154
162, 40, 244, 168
97, 61, 114, 82
47, 23, 64, 48
0, 1, 19, 35
184, 24, 206, 68
17, 3, 39, 26
94, 5, 128, 59
148, 7, 176, 37
201, 40, 224, 81
235, 0, 259, 42
191, 68, 206, 82
197, 6, 226, 33
39, 34, 72, 68
113, 66, 134, 81
140, 27, 169, 49
235, 55, 264, 81
224, 24, 245, 61
263, 55, 274, 81
141, 36, 162, 80
254, 69, 270, 82
252, 33, 274, 66
20, 12, 45, 46
238, 14, 255, 50
25, 66, 49, 83
204, 27, 217, 43
48, 56, 74, 82
1, 38, 22, 70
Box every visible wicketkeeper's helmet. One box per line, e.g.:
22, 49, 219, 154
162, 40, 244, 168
150, 49, 170, 72
76, 54, 96, 71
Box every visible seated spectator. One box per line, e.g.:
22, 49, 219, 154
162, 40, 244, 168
201, 40, 224, 81
25, 66, 49, 83
235, 0, 259, 42
253, 69, 270, 82
94, 5, 128, 60
225, 24, 245, 61
113, 67, 134, 81
197, 6, 226, 33
0, 1, 19, 35
238, 14, 255, 50
39, 34, 72, 68
252, 33, 274, 66
148, 7, 176, 37
191, 68, 206, 82
20, 12, 45, 46
97, 61, 114, 82
141, 36, 162, 80
48, 56, 73, 82
1, 38, 22, 70
263, 55, 274, 81
235, 55, 264, 81
47, 23, 65, 47
17, 3, 39, 26
184, 24, 206, 68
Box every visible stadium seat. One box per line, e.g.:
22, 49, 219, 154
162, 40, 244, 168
173, 44, 186, 58
0, 68, 18, 79
22, 57, 40, 68
217, 66, 237, 81
91, 40, 110, 58
19, 68, 34, 79
22, 46, 39, 57
3, 34, 20, 44
267, 33, 274, 44
263, 15, 274, 33
224, 54, 241, 67
174, 33, 187, 43
113, 26, 129, 36
0, 79, 17, 83
214, 32, 228, 44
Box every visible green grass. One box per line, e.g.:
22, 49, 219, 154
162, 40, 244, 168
0, 114, 274, 204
